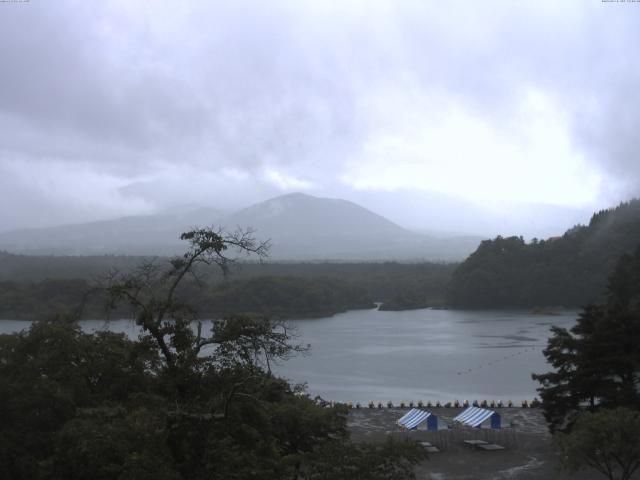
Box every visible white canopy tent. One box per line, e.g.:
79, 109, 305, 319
397, 408, 438, 430
453, 407, 501, 428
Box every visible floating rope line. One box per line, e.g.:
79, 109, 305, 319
456, 346, 539, 376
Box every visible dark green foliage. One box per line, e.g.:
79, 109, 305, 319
450, 199, 640, 308
555, 408, 640, 480
0, 276, 374, 320
0, 250, 147, 281
607, 247, 640, 310
0, 228, 423, 479
0, 261, 455, 319
0, 279, 93, 319
533, 247, 640, 432
0, 251, 455, 299
0, 317, 159, 479
0, 311, 422, 479
54, 406, 181, 480
201, 276, 374, 318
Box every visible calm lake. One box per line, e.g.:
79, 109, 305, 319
0, 308, 576, 403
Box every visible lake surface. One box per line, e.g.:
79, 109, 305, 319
274, 308, 576, 404
0, 308, 576, 403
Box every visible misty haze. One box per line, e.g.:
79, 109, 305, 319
1, 2, 640, 480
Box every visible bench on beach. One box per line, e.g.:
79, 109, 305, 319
463, 439, 505, 451
418, 441, 440, 453
463, 439, 488, 448
477, 443, 506, 451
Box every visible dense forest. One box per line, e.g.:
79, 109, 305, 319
449, 199, 640, 308
0, 255, 454, 319
231, 262, 455, 311
0, 276, 374, 320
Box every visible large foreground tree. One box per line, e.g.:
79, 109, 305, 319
0, 227, 425, 480
103, 227, 270, 371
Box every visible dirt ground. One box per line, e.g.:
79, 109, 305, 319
347, 408, 616, 480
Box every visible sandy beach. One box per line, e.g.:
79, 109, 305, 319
347, 408, 610, 480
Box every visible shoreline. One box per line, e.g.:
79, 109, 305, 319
337, 400, 540, 410
347, 408, 601, 479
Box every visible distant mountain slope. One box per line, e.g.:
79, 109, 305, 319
224, 192, 408, 240
0, 193, 482, 260
448, 199, 640, 308
218, 193, 481, 260
0, 207, 222, 255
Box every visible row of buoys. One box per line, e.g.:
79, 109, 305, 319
456, 346, 539, 376
324, 398, 541, 409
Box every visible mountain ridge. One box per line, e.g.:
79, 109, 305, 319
0, 192, 483, 261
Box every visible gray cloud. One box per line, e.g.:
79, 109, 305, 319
0, 0, 639, 234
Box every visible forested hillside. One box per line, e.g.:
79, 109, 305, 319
449, 199, 640, 308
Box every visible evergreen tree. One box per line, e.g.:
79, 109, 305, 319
533, 247, 640, 432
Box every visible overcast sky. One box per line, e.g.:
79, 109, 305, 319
1, 0, 639, 237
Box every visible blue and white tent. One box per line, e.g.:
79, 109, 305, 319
453, 407, 501, 428
397, 409, 438, 430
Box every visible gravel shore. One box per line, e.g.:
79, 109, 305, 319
347, 408, 608, 480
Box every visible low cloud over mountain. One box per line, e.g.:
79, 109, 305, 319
0, 193, 483, 261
